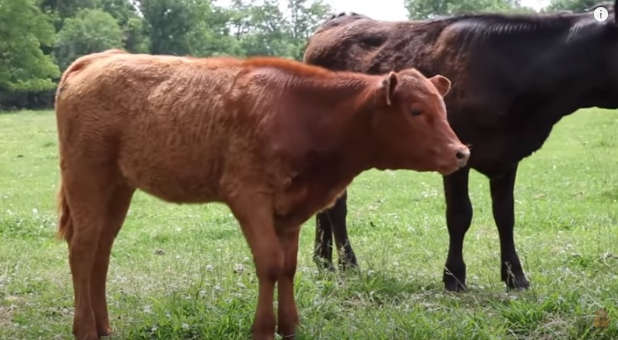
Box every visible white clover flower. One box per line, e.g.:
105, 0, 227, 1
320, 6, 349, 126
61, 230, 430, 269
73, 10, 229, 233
233, 263, 244, 274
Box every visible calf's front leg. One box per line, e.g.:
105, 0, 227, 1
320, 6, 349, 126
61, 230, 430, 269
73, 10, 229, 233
277, 227, 301, 338
230, 198, 283, 340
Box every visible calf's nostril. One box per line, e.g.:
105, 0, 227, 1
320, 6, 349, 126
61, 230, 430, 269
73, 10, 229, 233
455, 147, 470, 161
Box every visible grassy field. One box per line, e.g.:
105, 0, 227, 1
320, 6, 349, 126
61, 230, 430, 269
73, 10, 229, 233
1, 108, 617, 339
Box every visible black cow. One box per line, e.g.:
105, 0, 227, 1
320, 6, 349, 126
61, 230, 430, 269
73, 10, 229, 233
304, 3, 618, 291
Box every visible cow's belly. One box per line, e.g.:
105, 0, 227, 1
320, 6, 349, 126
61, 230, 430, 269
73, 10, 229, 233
118, 141, 223, 204
274, 178, 350, 230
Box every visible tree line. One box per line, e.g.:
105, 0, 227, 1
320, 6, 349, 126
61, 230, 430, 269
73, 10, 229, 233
0, 0, 596, 109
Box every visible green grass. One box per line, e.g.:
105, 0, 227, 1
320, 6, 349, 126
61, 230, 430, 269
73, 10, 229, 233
1, 109, 617, 339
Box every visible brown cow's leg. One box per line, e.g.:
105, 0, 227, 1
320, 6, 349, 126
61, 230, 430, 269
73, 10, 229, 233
489, 166, 529, 290
442, 168, 472, 292
64, 178, 112, 339
90, 184, 135, 336
230, 199, 282, 340
277, 227, 300, 338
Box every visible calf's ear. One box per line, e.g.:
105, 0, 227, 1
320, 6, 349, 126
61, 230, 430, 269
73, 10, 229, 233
429, 75, 451, 97
381, 71, 398, 106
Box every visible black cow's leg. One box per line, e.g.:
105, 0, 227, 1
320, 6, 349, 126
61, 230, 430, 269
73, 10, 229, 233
443, 168, 472, 292
329, 192, 358, 270
490, 166, 530, 290
314, 210, 334, 271
314, 191, 358, 271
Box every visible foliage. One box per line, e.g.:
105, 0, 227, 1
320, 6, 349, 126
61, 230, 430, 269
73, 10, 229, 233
186, 1, 243, 57
227, 0, 330, 59
548, 0, 600, 11
405, 0, 522, 19
38, 0, 98, 21
0, 108, 617, 338
98, 0, 149, 53
38, 0, 98, 29
230, 0, 293, 57
140, 0, 196, 55
287, 0, 331, 59
0, 0, 59, 93
54, 9, 124, 70
4, 0, 332, 108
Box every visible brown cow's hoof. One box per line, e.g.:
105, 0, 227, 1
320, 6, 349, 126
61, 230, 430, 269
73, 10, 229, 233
74, 331, 100, 340
252, 333, 275, 340
98, 327, 112, 337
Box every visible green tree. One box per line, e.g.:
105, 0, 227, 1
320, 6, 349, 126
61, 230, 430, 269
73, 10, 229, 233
226, 0, 330, 59
97, 0, 149, 52
548, 0, 599, 11
287, 0, 330, 59
0, 0, 59, 93
38, 0, 98, 19
38, 0, 98, 29
405, 0, 521, 19
186, 0, 243, 56
140, 0, 195, 55
54, 8, 124, 70
227, 0, 292, 57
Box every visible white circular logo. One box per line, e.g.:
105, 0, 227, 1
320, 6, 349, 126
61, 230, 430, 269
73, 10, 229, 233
594, 7, 609, 22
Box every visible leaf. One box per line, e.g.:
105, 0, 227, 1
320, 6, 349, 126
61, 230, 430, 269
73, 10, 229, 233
593, 308, 610, 329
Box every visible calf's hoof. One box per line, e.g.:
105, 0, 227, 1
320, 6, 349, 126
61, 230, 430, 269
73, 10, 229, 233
74, 330, 100, 340
252, 332, 275, 340
97, 326, 112, 337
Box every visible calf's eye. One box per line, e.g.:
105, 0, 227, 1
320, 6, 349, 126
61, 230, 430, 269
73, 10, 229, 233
411, 109, 422, 117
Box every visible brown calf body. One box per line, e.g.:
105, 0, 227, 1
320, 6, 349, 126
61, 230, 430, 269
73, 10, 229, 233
55, 50, 468, 339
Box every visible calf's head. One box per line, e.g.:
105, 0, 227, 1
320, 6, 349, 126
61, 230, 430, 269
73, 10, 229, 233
368, 68, 469, 175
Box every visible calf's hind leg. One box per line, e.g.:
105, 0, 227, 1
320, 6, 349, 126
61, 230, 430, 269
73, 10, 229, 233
62, 171, 120, 339
90, 184, 135, 336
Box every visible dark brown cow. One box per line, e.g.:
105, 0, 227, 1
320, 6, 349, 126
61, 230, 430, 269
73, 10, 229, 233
55, 50, 468, 340
304, 3, 618, 291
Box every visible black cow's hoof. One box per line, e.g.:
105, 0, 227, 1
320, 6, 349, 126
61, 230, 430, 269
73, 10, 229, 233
506, 275, 530, 290
313, 256, 336, 272
337, 254, 359, 272
443, 276, 466, 292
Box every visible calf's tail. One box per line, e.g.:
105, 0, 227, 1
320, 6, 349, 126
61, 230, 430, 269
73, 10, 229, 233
57, 182, 73, 242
